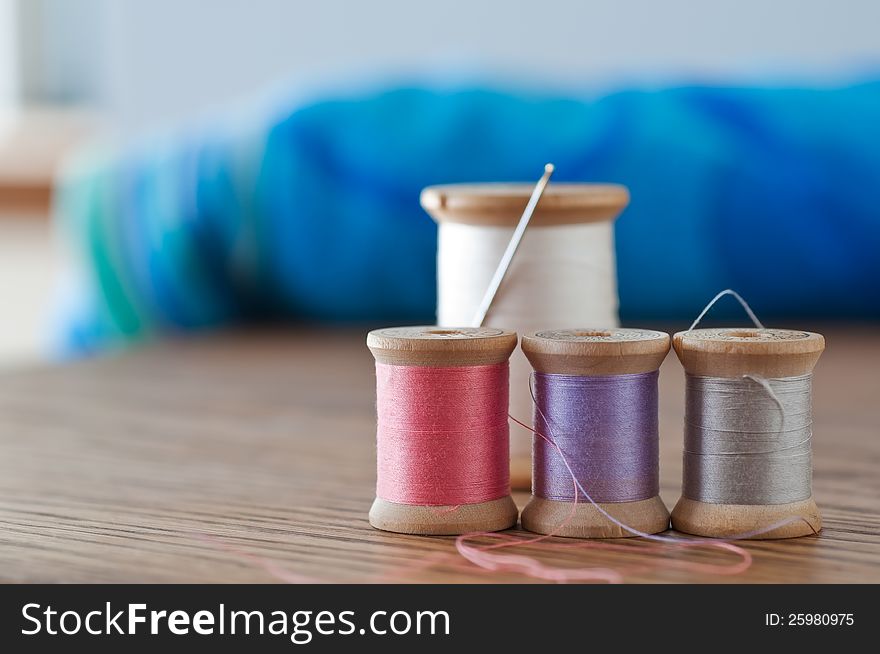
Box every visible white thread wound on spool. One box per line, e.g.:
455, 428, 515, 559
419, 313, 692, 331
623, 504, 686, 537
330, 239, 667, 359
437, 221, 619, 482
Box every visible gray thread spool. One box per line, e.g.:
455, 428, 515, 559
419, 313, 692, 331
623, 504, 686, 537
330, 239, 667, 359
671, 327, 825, 539
683, 373, 813, 505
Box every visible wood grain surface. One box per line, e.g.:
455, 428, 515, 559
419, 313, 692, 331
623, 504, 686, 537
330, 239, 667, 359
0, 326, 877, 583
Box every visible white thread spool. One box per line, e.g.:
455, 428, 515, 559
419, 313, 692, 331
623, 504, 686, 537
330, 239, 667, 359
421, 183, 629, 489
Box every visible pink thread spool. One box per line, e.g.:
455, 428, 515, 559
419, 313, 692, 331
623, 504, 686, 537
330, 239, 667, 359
367, 326, 519, 535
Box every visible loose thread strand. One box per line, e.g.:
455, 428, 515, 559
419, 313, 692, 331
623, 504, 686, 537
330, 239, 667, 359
455, 414, 756, 583
688, 289, 765, 331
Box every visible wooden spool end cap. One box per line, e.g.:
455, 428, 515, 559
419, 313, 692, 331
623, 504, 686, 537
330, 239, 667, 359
367, 326, 517, 367
521, 496, 670, 538
673, 328, 825, 378
521, 328, 670, 376
671, 496, 821, 539
420, 182, 630, 227
369, 497, 518, 536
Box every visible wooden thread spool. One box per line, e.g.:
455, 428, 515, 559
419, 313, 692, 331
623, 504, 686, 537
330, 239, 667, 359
672, 327, 825, 539
366, 326, 519, 535
421, 183, 630, 490
520, 328, 671, 538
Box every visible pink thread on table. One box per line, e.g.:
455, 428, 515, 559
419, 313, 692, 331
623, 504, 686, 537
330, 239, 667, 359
190, 533, 323, 584
375, 362, 510, 506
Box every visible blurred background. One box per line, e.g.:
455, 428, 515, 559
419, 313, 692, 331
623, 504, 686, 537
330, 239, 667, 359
2, 0, 879, 367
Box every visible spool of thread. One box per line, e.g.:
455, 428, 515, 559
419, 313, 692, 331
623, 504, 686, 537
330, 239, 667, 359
366, 326, 519, 535
421, 183, 629, 489
671, 328, 825, 539
519, 328, 671, 538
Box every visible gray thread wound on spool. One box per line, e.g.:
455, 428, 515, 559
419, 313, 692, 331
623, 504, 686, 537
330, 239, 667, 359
683, 374, 813, 505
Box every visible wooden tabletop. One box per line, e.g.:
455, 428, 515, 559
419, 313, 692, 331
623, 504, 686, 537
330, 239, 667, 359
0, 326, 877, 583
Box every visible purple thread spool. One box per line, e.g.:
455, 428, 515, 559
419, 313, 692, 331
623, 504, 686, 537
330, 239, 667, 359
521, 328, 671, 538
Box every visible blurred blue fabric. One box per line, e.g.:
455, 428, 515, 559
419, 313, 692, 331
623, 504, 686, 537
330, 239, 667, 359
56, 83, 880, 354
